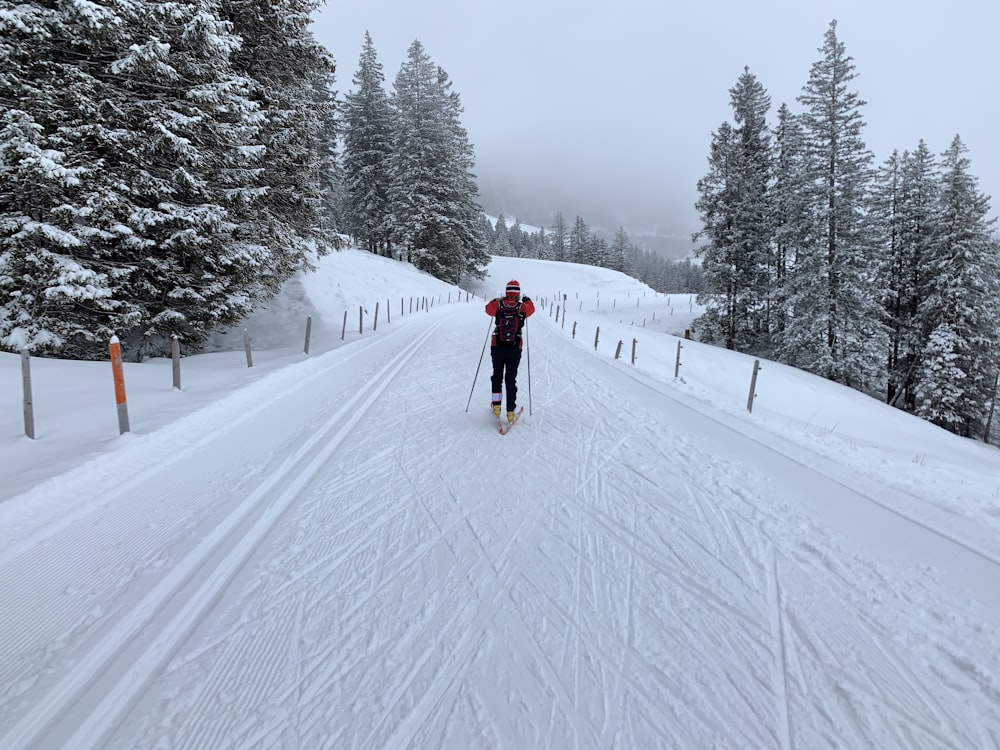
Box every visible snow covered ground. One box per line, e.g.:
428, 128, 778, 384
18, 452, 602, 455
1, 248, 999, 748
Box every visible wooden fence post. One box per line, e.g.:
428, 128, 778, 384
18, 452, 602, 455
303, 316, 312, 354
171, 335, 181, 389
243, 329, 253, 368
109, 336, 131, 434
747, 359, 760, 412
674, 340, 682, 378
341, 310, 347, 340
21, 349, 34, 439
387, 298, 391, 324
594, 326, 600, 351
614, 341, 623, 360
631, 338, 637, 365
572, 321, 577, 339
985, 372, 1000, 443
374, 301, 380, 332
359, 305, 363, 334
562, 295, 567, 329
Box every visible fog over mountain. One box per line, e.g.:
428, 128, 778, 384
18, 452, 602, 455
313, 0, 1000, 261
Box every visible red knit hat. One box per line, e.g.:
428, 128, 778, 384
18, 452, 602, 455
505, 279, 521, 297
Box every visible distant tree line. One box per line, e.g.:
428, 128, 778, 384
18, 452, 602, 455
694, 20, 1000, 439
480, 212, 705, 294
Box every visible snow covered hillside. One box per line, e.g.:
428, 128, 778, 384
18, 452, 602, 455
1, 249, 998, 748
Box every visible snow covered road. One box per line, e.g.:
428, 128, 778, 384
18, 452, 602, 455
1, 302, 998, 748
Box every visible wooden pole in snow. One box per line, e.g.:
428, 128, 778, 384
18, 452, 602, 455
171, 335, 181, 389
746, 359, 760, 413
243, 329, 253, 368
21, 349, 34, 439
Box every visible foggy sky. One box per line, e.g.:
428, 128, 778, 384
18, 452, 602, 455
311, 0, 1000, 251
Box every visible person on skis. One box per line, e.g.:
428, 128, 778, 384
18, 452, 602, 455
485, 280, 535, 422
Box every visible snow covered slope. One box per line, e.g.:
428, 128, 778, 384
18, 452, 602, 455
1, 249, 998, 748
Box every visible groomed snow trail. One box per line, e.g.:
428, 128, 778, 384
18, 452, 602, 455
1, 303, 998, 749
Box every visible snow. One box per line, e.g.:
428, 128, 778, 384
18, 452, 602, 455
1, 248, 999, 748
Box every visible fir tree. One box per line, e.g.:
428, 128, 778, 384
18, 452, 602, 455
550, 212, 568, 262
913, 136, 1000, 436
770, 103, 811, 339
785, 20, 885, 390
342, 32, 394, 254
0, 4, 120, 354
694, 68, 774, 351
388, 41, 486, 283
493, 214, 512, 257
1, 0, 273, 358
569, 215, 590, 264
223, 0, 339, 274
610, 227, 630, 272
875, 142, 941, 409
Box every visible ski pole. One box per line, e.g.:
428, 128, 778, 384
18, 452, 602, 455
526, 322, 532, 415
465, 319, 493, 412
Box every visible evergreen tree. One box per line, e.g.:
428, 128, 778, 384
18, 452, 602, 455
509, 218, 526, 258
0, 3, 121, 354
388, 41, 486, 283
875, 142, 941, 410
342, 32, 394, 254
610, 227, 630, 272
894, 141, 940, 409
114, 2, 275, 358
569, 215, 590, 264
493, 214, 512, 257
1, 0, 274, 358
785, 20, 885, 390
694, 68, 774, 351
534, 226, 551, 261
588, 235, 610, 268
770, 103, 811, 339
223, 0, 339, 272
550, 212, 568, 262
912, 136, 1000, 436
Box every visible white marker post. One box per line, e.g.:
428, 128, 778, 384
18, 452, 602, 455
109, 336, 130, 434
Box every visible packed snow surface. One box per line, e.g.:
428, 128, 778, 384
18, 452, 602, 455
1, 249, 998, 748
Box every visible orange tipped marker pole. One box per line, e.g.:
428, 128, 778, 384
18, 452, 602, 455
109, 336, 130, 434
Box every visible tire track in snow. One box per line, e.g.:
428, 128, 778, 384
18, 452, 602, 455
0, 333, 392, 567
596, 501, 637, 748
590, 350, 1000, 573
373, 503, 551, 749
0, 319, 445, 750
767, 546, 793, 750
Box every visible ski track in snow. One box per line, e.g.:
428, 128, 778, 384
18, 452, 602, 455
1, 303, 998, 748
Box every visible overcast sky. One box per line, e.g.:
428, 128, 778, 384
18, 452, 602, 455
311, 0, 1000, 246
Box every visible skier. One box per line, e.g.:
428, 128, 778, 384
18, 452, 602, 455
485, 280, 535, 422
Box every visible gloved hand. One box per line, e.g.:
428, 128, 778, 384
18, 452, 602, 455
522, 296, 531, 302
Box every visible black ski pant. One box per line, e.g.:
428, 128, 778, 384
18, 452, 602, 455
490, 344, 522, 411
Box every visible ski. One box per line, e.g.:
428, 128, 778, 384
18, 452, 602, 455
498, 406, 524, 435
